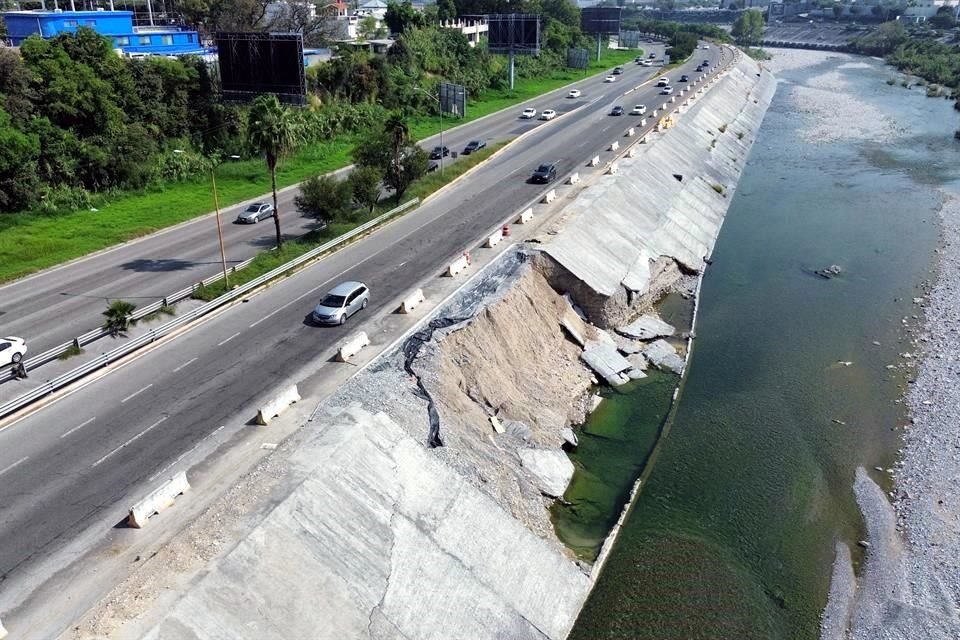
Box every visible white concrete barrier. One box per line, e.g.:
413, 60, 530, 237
627, 146, 637, 158
541, 189, 556, 204
127, 471, 190, 528
398, 288, 425, 314
447, 254, 469, 276
337, 332, 370, 362
484, 228, 503, 248
670, 96, 676, 103
566, 173, 580, 185
256, 384, 302, 425
652, 109, 659, 117
516, 208, 534, 224
588, 155, 600, 167
684, 99, 690, 107
0, 618, 7, 639
609, 141, 620, 152
640, 118, 647, 126
606, 163, 619, 175
626, 127, 635, 137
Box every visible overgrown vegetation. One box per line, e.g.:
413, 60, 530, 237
58, 344, 85, 360
850, 21, 960, 90
731, 10, 765, 47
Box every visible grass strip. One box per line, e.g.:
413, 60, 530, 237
192, 142, 505, 302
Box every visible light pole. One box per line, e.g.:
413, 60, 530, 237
174, 150, 233, 289
414, 86, 444, 174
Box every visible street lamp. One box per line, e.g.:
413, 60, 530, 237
174, 149, 231, 289
414, 86, 444, 174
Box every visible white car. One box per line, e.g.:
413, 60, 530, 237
604, 75, 616, 83
660, 86, 674, 95
639, 60, 652, 67
567, 89, 581, 98
657, 77, 670, 86
0, 337, 27, 366
630, 105, 647, 115
702, 44, 710, 49
521, 107, 537, 119
540, 109, 557, 121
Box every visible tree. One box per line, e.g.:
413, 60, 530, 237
928, 5, 956, 28
295, 174, 352, 223
438, 0, 457, 21
358, 15, 379, 40
731, 9, 764, 46
103, 300, 138, 337
353, 115, 427, 202
385, 0, 424, 34
247, 94, 301, 248
832, 3, 843, 18
349, 165, 383, 214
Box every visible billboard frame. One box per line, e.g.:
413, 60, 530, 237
214, 31, 306, 106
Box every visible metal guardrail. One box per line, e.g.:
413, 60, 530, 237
0, 199, 419, 417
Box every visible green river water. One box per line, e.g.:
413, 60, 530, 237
558, 54, 960, 638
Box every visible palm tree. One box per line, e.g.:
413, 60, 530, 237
247, 94, 301, 248
103, 300, 138, 337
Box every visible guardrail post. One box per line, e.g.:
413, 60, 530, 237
72, 337, 81, 350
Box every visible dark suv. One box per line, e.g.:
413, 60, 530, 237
531, 163, 558, 184
610, 106, 624, 116
430, 146, 450, 159
463, 140, 486, 154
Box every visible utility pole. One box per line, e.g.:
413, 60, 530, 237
210, 169, 229, 289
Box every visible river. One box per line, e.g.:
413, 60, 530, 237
566, 50, 960, 639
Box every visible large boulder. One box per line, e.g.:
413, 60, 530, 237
518, 449, 575, 498
617, 315, 676, 341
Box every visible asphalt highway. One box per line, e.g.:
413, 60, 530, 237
0, 44, 727, 633
0, 44, 669, 359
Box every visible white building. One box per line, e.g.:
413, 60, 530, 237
904, 0, 959, 18
439, 16, 488, 46
358, 0, 388, 19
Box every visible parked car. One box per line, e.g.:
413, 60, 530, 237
531, 162, 558, 184
612, 66, 623, 75
463, 140, 486, 154
657, 77, 670, 87
236, 202, 274, 224
660, 86, 674, 95
312, 282, 370, 326
604, 75, 616, 83
680, 74, 689, 82
630, 105, 647, 115
567, 89, 581, 98
540, 109, 557, 121
610, 106, 624, 116
521, 107, 537, 119
0, 337, 26, 366
430, 146, 450, 160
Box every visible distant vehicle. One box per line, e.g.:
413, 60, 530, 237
702, 44, 710, 49
430, 146, 450, 160
312, 281, 369, 326
640, 60, 653, 67
657, 77, 670, 87
696, 65, 704, 72
604, 75, 616, 83
521, 107, 537, 119
612, 66, 623, 75
703, 59, 710, 66
567, 89, 581, 98
0, 337, 26, 366
630, 105, 647, 115
634, 56, 642, 62
427, 160, 440, 172
463, 140, 486, 154
540, 109, 558, 120
648, 52, 656, 59
236, 202, 274, 224
531, 162, 558, 184
660, 86, 674, 95
610, 105, 624, 116
680, 74, 689, 82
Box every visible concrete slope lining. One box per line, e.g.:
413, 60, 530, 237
540, 55, 776, 326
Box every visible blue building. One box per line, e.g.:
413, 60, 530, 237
2, 9, 205, 56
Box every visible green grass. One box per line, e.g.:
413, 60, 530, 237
58, 343, 85, 360
0, 48, 639, 284
141, 303, 177, 323
192, 142, 504, 302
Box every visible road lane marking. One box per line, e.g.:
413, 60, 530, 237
0, 456, 28, 477
217, 332, 240, 347
61, 416, 96, 438
121, 383, 153, 404
148, 425, 226, 481
92, 416, 167, 468
172, 357, 198, 373
250, 281, 334, 328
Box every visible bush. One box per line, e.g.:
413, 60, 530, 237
295, 175, 352, 224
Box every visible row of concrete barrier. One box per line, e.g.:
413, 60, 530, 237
127, 471, 191, 528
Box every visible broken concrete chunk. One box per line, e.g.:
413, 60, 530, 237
582, 341, 633, 386
592, 328, 619, 348
626, 353, 648, 371
563, 293, 589, 321
589, 394, 603, 413
627, 368, 648, 380
518, 448, 575, 498
613, 334, 646, 355
617, 314, 676, 341
489, 415, 505, 434
643, 339, 685, 375
503, 419, 532, 441
560, 315, 586, 348
561, 428, 578, 447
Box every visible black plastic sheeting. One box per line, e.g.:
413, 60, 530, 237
402, 316, 469, 448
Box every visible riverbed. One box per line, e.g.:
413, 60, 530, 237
569, 49, 960, 639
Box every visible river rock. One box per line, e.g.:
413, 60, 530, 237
560, 428, 578, 447
643, 340, 685, 375
617, 314, 676, 341
518, 448, 575, 498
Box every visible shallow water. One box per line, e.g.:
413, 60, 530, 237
569, 54, 959, 639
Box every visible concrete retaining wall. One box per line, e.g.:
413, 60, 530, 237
539, 55, 776, 327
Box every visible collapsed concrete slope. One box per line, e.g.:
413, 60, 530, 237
539, 55, 777, 327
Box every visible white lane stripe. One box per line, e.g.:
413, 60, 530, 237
0, 456, 28, 477
148, 425, 226, 482
172, 357, 198, 373
92, 416, 167, 468
61, 416, 96, 438
217, 332, 240, 347
121, 383, 153, 404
